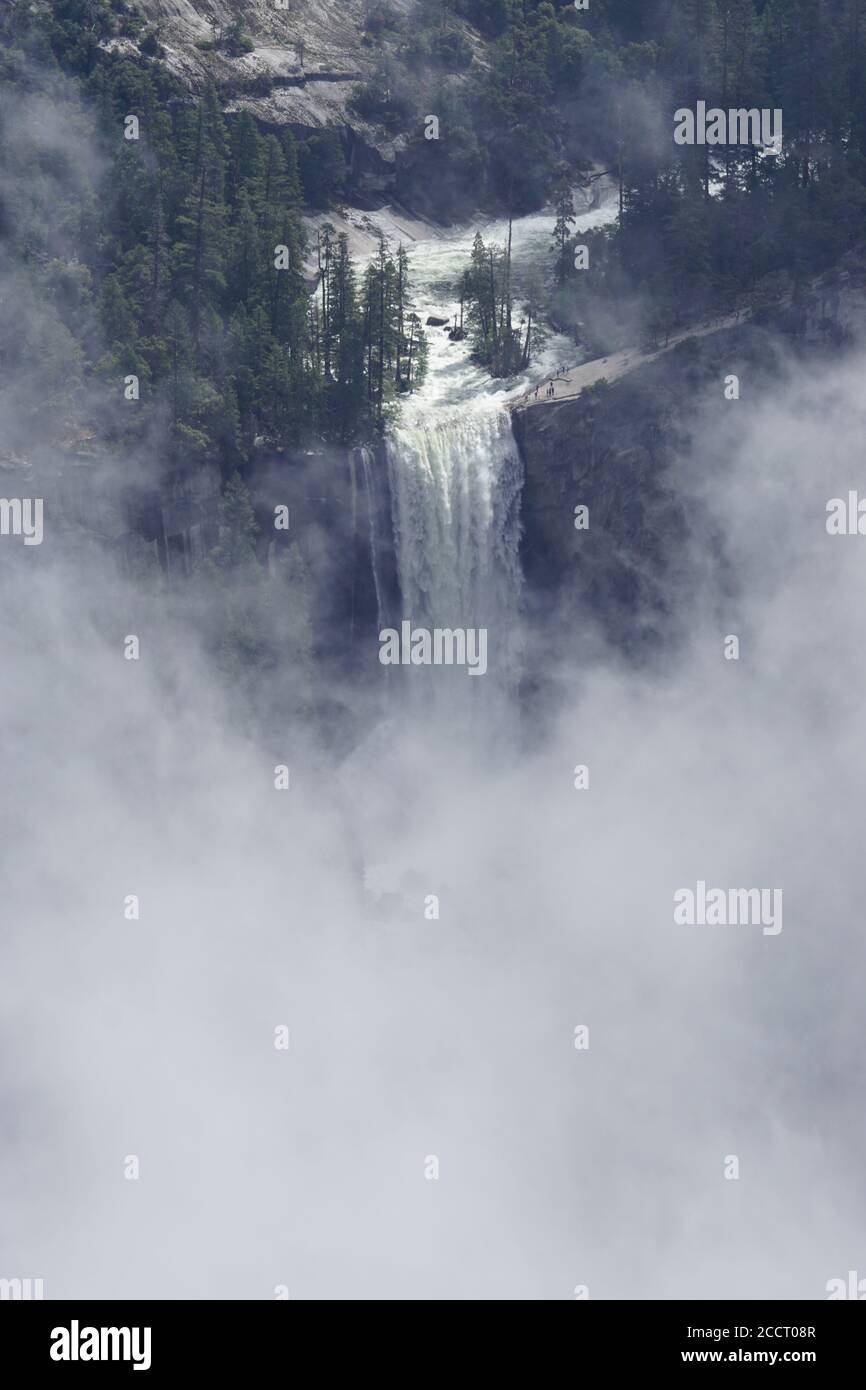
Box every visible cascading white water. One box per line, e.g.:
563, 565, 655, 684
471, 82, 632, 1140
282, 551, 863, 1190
386, 406, 523, 644
354, 444, 386, 628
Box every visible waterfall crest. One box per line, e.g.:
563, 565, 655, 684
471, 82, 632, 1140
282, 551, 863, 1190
386, 405, 523, 663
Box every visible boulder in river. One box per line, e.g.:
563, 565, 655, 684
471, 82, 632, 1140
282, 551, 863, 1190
426, 316, 449, 327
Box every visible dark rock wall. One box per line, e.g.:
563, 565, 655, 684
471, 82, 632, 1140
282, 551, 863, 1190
512, 364, 692, 662
248, 440, 398, 674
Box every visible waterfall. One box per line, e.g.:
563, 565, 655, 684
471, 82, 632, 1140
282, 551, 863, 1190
386, 404, 523, 679
357, 445, 386, 630
377, 181, 617, 688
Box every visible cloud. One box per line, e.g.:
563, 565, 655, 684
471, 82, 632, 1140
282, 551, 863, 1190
1, 334, 865, 1299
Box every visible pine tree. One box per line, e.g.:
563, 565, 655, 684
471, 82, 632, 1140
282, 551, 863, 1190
551, 178, 576, 285
228, 111, 264, 208
226, 191, 264, 313
173, 102, 227, 348
277, 130, 304, 207
261, 135, 289, 213
210, 472, 258, 572
327, 232, 365, 439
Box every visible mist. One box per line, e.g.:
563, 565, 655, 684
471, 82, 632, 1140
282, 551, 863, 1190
2, 336, 865, 1299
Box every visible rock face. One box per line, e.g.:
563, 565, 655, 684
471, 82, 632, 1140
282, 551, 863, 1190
302, 203, 446, 279
125, 0, 412, 182
96, 1, 462, 209
512, 365, 691, 662
129, 1, 404, 111
122, 459, 223, 578
247, 441, 398, 673
1, 435, 394, 670
0, 444, 223, 578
